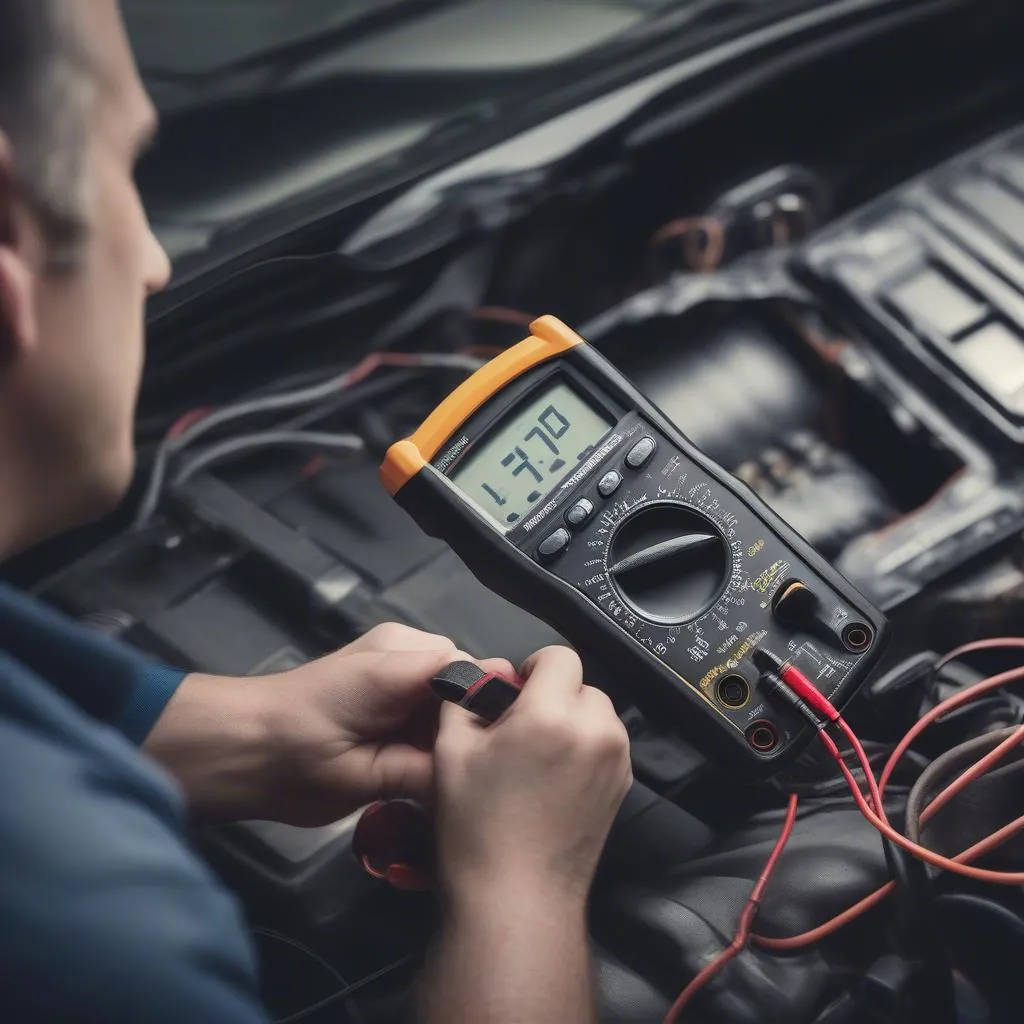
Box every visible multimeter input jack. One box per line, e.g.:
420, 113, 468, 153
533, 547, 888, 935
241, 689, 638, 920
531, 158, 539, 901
841, 623, 872, 652
716, 674, 751, 709
746, 721, 779, 753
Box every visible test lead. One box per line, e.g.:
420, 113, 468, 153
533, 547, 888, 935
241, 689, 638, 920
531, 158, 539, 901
758, 668, 821, 728
751, 647, 786, 675
754, 648, 841, 723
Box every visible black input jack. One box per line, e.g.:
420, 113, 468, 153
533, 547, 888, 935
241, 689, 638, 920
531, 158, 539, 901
716, 674, 750, 709
841, 622, 872, 652
746, 720, 779, 753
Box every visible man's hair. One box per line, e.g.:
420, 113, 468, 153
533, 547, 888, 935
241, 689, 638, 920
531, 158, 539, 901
0, 0, 91, 259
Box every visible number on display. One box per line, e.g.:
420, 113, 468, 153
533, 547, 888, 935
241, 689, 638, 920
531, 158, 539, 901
482, 404, 572, 516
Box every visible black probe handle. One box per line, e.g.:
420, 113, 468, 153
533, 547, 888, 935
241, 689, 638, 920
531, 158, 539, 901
430, 661, 523, 723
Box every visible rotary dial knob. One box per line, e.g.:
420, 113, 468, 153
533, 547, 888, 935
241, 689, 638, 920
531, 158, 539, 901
608, 503, 729, 624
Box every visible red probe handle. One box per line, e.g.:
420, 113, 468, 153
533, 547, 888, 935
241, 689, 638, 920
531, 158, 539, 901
779, 663, 840, 722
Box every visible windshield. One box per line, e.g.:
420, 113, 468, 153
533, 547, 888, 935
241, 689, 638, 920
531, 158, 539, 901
123, 1, 821, 263
126, 1, 746, 110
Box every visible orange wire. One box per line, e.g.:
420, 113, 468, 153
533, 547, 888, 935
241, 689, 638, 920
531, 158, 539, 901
832, 731, 1024, 882
935, 637, 1024, 671
167, 406, 213, 439
163, 352, 442, 447
836, 719, 883, 815
828, 701, 1024, 881
752, 882, 896, 950
956, 814, 1024, 862
662, 794, 799, 1022
918, 725, 1024, 824
755, 804, 1024, 950
778, 305, 848, 362
878, 661, 1024, 797
753, 731, 1024, 950
649, 216, 726, 273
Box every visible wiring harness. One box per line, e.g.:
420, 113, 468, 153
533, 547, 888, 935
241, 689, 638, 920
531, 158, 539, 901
662, 637, 1024, 1022
132, 350, 486, 529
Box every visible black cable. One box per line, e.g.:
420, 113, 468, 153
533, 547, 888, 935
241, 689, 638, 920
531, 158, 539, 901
145, 285, 397, 393
171, 432, 364, 489
273, 954, 418, 1024
827, 729, 956, 1020
252, 927, 418, 1024
872, 694, 959, 1024
136, 354, 478, 529
139, 365, 421, 447
282, 369, 422, 432
251, 927, 351, 989
251, 927, 358, 1024
881, 834, 956, 1024
356, 405, 397, 462
904, 727, 1018, 842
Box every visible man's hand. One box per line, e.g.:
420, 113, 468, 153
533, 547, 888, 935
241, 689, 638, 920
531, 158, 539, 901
145, 623, 513, 825
435, 645, 632, 906
420, 646, 632, 1024
264, 624, 514, 825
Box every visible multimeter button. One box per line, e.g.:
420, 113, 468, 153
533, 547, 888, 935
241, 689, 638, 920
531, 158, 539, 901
597, 471, 622, 497
565, 499, 594, 528
537, 528, 571, 561
625, 437, 657, 469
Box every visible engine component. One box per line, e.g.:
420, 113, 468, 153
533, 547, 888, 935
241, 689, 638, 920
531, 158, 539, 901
804, 127, 1024, 443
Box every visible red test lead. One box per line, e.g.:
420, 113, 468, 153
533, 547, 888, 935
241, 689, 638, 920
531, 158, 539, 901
661, 794, 800, 1024
752, 648, 840, 723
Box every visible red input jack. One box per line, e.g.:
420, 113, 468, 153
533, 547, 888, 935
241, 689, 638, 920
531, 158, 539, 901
746, 720, 779, 753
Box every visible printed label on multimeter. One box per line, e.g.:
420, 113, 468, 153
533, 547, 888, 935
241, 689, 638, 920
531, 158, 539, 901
382, 316, 888, 778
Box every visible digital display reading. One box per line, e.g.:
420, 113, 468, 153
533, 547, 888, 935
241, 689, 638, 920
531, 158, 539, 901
450, 382, 614, 530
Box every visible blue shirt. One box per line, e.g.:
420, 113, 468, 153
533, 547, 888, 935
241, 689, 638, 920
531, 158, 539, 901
0, 583, 268, 1023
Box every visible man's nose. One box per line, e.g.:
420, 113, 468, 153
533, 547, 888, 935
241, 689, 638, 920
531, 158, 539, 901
145, 226, 171, 295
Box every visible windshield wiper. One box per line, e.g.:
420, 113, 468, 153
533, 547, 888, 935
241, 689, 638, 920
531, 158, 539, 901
144, 0, 457, 88
235, 0, 458, 84
611, 0, 828, 46
616, 0, 751, 41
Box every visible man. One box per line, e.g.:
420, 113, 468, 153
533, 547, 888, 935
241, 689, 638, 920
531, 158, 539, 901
0, 3, 633, 1022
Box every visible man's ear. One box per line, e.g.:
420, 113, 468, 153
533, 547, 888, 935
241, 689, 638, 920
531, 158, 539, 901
0, 132, 39, 365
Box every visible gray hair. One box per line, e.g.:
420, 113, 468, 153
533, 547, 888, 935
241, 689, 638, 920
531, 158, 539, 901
0, 0, 92, 262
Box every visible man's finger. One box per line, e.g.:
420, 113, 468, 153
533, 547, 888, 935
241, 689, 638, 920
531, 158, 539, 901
339, 648, 470, 714
436, 697, 487, 743
340, 623, 456, 657
516, 646, 585, 707
371, 744, 435, 804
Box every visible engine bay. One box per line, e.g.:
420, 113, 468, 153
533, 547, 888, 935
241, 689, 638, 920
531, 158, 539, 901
8, 2, 1024, 1021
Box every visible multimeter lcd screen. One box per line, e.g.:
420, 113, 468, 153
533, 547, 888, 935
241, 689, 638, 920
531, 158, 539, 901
450, 381, 614, 530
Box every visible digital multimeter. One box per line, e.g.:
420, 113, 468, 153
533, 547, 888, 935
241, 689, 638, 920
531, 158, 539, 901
381, 316, 888, 777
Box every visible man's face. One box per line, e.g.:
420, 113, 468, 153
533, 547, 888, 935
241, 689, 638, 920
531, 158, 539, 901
0, 0, 170, 541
